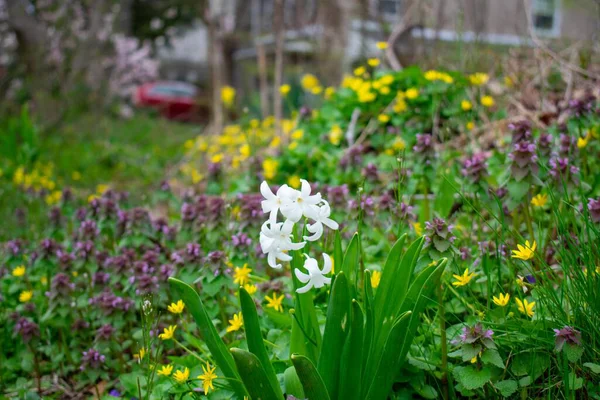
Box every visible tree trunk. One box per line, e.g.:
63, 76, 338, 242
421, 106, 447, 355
273, 0, 284, 137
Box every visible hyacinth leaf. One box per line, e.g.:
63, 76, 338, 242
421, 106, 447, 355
362, 269, 374, 370
317, 272, 351, 399
341, 232, 360, 287
292, 354, 331, 400
168, 278, 248, 398
284, 366, 305, 399
238, 287, 283, 398
363, 311, 412, 400
371, 234, 407, 325
333, 230, 343, 273
230, 348, 281, 400
290, 234, 321, 363
338, 300, 365, 400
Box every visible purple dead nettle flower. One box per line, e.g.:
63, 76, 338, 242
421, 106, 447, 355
186, 243, 202, 263
89, 198, 101, 217
206, 250, 226, 267
508, 120, 533, 143
398, 202, 416, 221
49, 273, 75, 295
553, 326, 582, 352
453, 323, 494, 347
159, 264, 175, 280
132, 274, 159, 295
96, 324, 115, 341
549, 157, 579, 186
62, 187, 73, 203
461, 152, 488, 184
142, 249, 160, 268
101, 198, 118, 219
537, 133, 554, 157
14, 317, 40, 343
80, 348, 106, 370
48, 207, 62, 227
130, 208, 151, 229
57, 250, 75, 269
89, 290, 134, 314
236, 193, 263, 224
181, 202, 197, 223
133, 261, 154, 275
72, 319, 90, 331
568, 95, 596, 117
588, 198, 600, 223
413, 133, 435, 165
75, 207, 88, 221
326, 185, 350, 208
208, 160, 222, 177
362, 163, 379, 181
231, 232, 252, 248
299, 105, 312, 118
340, 145, 365, 170
93, 271, 111, 286
459, 247, 471, 261
160, 180, 170, 192
40, 238, 58, 259
424, 217, 456, 253
7, 239, 23, 257
75, 240, 95, 260
558, 133, 578, 158
378, 192, 396, 211
508, 140, 539, 181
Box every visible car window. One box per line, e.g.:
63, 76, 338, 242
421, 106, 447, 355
149, 85, 196, 97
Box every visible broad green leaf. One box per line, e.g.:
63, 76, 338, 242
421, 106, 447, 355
284, 366, 305, 398
494, 380, 518, 397
564, 343, 584, 363
168, 278, 248, 398
333, 230, 343, 273
341, 232, 360, 286
481, 348, 505, 369
362, 270, 374, 377
292, 354, 331, 400
338, 300, 365, 400
239, 288, 283, 398
453, 365, 492, 390
230, 348, 281, 400
583, 362, 600, 374
461, 344, 482, 362
318, 272, 351, 399
434, 174, 457, 218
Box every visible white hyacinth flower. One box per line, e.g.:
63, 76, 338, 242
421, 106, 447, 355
260, 181, 293, 224
303, 200, 339, 242
260, 219, 305, 269
294, 254, 332, 293
280, 179, 321, 222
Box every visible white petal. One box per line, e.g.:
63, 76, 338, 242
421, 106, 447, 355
321, 253, 332, 275
294, 268, 311, 283
296, 281, 313, 294
267, 252, 281, 269
303, 222, 323, 242
260, 181, 276, 200
322, 218, 339, 230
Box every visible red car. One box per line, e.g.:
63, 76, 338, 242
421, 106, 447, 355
134, 81, 204, 121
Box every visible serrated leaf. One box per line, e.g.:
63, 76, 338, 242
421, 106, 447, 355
564, 343, 584, 363
461, 344, 482, 362
481, 349, 504, 369
583, 362, 600, 374
453, 365, 491, 390
518, 376, 532, 387
494, 380, 518, 397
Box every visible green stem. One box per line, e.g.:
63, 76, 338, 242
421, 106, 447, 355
437, 285, 449, 400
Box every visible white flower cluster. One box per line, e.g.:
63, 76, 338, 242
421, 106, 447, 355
259, 180, 338, 293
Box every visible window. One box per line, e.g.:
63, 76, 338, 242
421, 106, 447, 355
378, 0, 401, 16
532, 0, 560, 36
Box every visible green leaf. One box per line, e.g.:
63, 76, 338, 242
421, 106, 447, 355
230, 348, 281, 400
567, 373, 583, 390
338, 300, 365, 400
292, 354, 331, 400
480, 348, 504, 369
318, 272, 351, 399
334, 230, 343, 273
518, 376, 532, 387
239, 288, 283, 398
284, 366, 305, 399
494, 380, 518, 397
453, 365, 491, 390
461, 344, 482, 362
564, 343, 584, 363
341, 232, 360, 287
168, 278, 248, 398
362, 270, 375, 376
583, 362, 600, 374
510, 352, 549, 380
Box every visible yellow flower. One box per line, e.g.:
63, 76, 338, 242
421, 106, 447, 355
492, 293, 510, 307
452, 268, 476, 287
279, 84, 291, 96
481, 95, 495, 108
226, 312, 244, 333
469, 72, 489, 86
211, 153, 224, 164
134, 347, 146, 360
311, 86, 323, 95
291, 129, 304, 140
198, 362, 218, 394
466, 121, 475, 131
168, 300, 185, 314
353, 66, 366, 76
157, 364, 173, 376
393, 99, 407, 113
12, 265, 26, 277
288, 141, 299, 151
405, 88, 419, 100
19, 290, 33, 303
531, 193, 548, 207
269, 136, 281, 149
378, 114, 390, 124
159, 325, 177, 341
262, 158, 279, 179
390, 137, 406, 152
367, 58, 380, 67
461, 100, 472, 111
504, 76, 514, 87
371, 270, 381, 288
412, 222, 423, 236
329, 125, 343, 146
72, 171, 82, 181
45, 190, 62, 206
324, 86, 335, 99
511, 240, 536, 261
243, 284, 257, 295
379, 86, 391, 95
288, 175, 301, 189
96, 184, 109, 195
577, 136, 588, 149
301, 74, 320, 91
221, 85, 236, 107
233, 264, 252, 286
515, 298, 535, 317
376, 41, 388, 50
265, 292, 284, 312
173, 367, 190, 384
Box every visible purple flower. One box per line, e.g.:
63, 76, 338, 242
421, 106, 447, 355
454, 323, 494, 346
553, 326, 581, 352
96, 324, 115, 341
231, 232, 252, 248
537, 133, 554, 157
509, 141, 539, 181
362, 163, 379, 181
14, 317, 40, 343
588, 198, 600, 223
80, 348, 106, 370
413, 134, 435, 165
7, 240, 23, 257
461, 152, 488, 184
508, 120, 532, 143
108, 389, 121, 397
424, 217, 456, 253
549, 157, 579, 187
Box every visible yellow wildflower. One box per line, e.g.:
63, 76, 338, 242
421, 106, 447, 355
72, 171, 82, 181
221, 86, 236, 107
511, 240, 536, 261
367, 58, 380, 67
481, 96, 495, 108
240, 144, 251, 157
405, 88, 419, 100
243, 284, 258, 295
393, 99, 407, 113
265, 292, 284, 312
311, 86, 323, 95
469, 72, 489, 86
262, 158, 279, 179
134, 347, 146, 360
288, 175, 301, 189
461, 100, 472, 111
226, 312, 244, 333
168, 300, 185, 314
376, 41, 388, 50
288, 141, 299, 151
452, 268, 476, 287
279, 84, 291, 96
12, 265, 26, 277
466, 121, 475, 131
198, 362, 218, 394
412, 222, 423, 236
504, 76, 514, 87
45, 190, 62, 206
329, 125, 343, 146
301, 74, 320, 91
269, 136, 281, 149
211, 153, 224, 163
159, 325, 177, 341
391, 137, 406, 152
515, 298, 535, 317
378, 114, 390, 124
353, 66, 366, 76
324, 86, 335, 99
173, 367, 190, 384
19, 290, 33, 303
157, 364, 173, 376
577, 136, 588, 149
371, 270, 382, 288
492, 293, 510, 307
233, 264, 252, 286
291, 129, 304, 140
531, 193, 548, 207
379, 86, 391, 95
